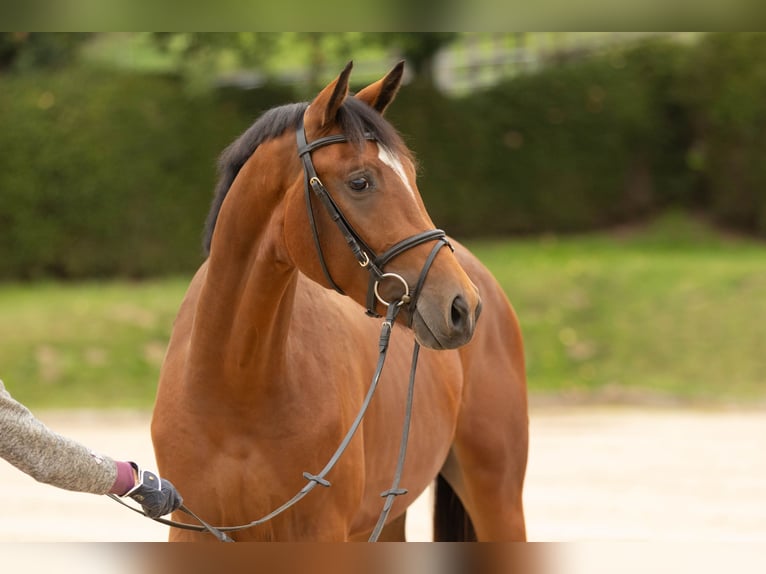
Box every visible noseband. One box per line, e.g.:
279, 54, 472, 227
296, 115, 452, 318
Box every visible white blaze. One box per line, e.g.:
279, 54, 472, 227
377, 144, 415, 198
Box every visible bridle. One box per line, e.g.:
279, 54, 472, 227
110, 113, 452, 542
295, 115, 453, 318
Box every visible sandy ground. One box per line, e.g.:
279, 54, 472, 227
1, 405, 765, 543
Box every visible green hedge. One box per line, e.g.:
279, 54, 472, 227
0, 67, 292, 279
678, 33, 766, 234
393, 34, 766, 238
2, 35, 766, 280
390, 38, 693, 236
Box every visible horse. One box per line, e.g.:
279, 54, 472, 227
151, 61, 528, 542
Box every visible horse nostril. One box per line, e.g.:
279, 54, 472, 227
450, 295, 470, 332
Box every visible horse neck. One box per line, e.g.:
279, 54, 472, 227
188, 141, 298, 399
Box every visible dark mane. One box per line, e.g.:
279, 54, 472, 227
203, 97, 409, 256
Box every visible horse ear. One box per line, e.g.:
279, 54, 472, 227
355, 60, 405, 114
304, 61, 353, 132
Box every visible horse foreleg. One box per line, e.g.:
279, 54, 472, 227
442, 381, 529, 541
444, 439, 527, 541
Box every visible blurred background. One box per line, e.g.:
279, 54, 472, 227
1, 32, 764, 409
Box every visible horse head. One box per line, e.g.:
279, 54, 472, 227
283, 62, 482, 350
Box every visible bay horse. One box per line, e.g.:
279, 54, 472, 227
151, 61, 528, 541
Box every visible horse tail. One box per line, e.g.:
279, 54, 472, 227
432, 474, 477, 541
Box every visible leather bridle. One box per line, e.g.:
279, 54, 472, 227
295, 115, 452, 318
109, 114, 452, 542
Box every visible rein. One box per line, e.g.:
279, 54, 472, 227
111, 303, 418, 542
112, 116, 449, 542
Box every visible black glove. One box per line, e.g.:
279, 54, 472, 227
124, 463, 183, 519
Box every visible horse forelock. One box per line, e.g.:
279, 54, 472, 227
202, 97, 410, 257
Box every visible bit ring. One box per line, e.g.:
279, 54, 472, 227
373, 273, 410, 307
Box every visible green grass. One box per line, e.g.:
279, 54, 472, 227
0, 279, 189, 408
2, 212, 765, 409
466, 211, 766, 405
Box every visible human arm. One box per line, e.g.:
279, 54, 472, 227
0, 379, 119, 494
0, 379, 181, 516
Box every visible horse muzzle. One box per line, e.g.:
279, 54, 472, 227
411, 290, 482, 350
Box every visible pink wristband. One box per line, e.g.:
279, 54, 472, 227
110, 461, 137, 495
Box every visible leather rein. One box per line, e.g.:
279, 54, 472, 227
110, 115, 451, 542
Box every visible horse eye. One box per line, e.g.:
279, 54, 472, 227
348, 177, 371, 192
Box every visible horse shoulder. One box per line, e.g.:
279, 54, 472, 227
288, 274, 383, 395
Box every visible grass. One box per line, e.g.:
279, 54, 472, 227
0, 279, 189, 408
1, 211, 765, 409
467, 211, 766, 406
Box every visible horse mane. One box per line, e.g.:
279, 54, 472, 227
203, 97, 411, 256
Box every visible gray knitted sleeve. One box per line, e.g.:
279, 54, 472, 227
0, 379, 117, 494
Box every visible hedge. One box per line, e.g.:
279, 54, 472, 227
390, 38, 694, 236
2, 34, 765, 279
678, 33, 766, 233
0, 67, 292, 279
394, 34, 766, 238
